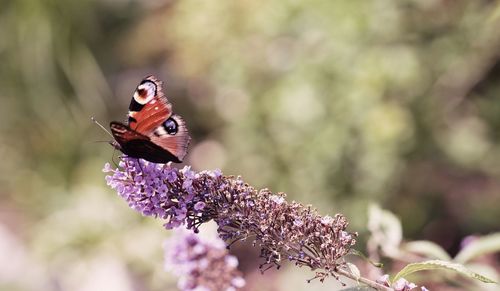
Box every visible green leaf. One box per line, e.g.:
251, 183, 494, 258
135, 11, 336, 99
454, 233, 500, 264
393, 260, 497, 284
466, 263, 499, 283
403, 240, 451, 260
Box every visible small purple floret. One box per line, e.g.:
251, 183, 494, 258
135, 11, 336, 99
164, 230, 245, 291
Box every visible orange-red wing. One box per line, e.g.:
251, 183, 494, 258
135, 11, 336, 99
128, 76, 173, 135
133, 100, 172, 134
110, 122, 149, 146
149, 114, 190, 162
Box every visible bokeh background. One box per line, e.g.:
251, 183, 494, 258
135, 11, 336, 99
1, 0, 499, 290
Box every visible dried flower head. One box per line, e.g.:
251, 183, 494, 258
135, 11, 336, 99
164, 229, 245, 291
104, 157, 357, 282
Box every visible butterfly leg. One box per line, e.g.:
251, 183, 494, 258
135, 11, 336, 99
136, 158, 144, 175
111, 148, 119, 168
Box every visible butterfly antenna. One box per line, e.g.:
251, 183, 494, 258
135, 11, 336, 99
91, 116, 114, 139
89, 140, 113, 144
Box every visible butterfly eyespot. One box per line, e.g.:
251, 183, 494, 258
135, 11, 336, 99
163, 118, 178, 135
134, 81, 157, 105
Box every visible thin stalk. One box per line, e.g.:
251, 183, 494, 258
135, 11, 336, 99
336, 269, 393, 291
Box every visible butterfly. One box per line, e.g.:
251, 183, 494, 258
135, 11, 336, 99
109, 75, 190, 163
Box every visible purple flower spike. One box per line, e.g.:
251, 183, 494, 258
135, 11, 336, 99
164, 229, 245, 291
105, 156, 357, 282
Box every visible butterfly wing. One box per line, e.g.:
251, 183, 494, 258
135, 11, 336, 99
149, 114, 190, 162
110, 75, 190, 163
110, 121, 184, 163
127, 76, 173, 133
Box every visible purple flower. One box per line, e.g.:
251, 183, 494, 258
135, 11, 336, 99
194, 202, 206, 211
166, 170, 178, 183
102, 162, 112, 172
321, 215, 334, 226
270, 194, 285, 204
293, 219, 304, 227
105, 156, 357, 282
376, 274, 390, 286
393, 278, 417, 291
377, 274, 424, 291
164, 229, 245, 291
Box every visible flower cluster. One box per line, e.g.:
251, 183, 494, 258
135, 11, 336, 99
104, 159, 213, 230
104, 157, 357, 282
164, 229, 245, 291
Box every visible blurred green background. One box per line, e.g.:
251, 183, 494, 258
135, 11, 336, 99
1, 0, 499, 290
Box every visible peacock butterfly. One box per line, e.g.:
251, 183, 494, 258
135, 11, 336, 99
109, 75, 190, 163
